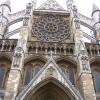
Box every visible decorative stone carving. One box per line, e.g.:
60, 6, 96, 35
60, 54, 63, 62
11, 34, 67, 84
47, 66, 55, 76
23, 17, 29, 26
72, 5, 81, 29
81, 55, 89, 71
67, 0, 73, 10
12, 47, 24, 68
23, 3, 32, 26
26, 3, 32, 15
37, 0, 65, 11
32, 15, 70, 42
72, 5, 78, 18
45, 66, 57, 79
74, 19, 80, 29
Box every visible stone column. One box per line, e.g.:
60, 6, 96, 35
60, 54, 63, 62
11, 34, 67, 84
4, 2, 34, 100
72, 6, 96, 100
75, 30, 96, 100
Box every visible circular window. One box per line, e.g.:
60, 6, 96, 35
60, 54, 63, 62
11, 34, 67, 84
45, 22, 58, 33
32, 15, 70, 42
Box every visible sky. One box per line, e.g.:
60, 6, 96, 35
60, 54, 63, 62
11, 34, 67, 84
0, 0, 100, 17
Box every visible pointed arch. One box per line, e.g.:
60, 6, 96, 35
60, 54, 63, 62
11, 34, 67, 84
90, 58, 100, 93
17, 56, 83, 100
56, 56, 77, 66
0, 53, 12, 88
16, 77, 83, 100
24, 55, 47, 64
23, 56, 47, 85
90, 57, 100, 64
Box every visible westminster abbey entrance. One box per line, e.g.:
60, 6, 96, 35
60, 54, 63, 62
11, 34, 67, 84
29, 82, 71, 100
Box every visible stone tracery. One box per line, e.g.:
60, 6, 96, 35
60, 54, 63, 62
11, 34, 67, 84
32, 15, 70, 42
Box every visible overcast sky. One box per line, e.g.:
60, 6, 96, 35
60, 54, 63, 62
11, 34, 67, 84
0, 0, 100, 17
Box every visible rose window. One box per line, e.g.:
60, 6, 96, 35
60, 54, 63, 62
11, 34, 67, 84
45, 22, 58, 33
32, 15, 70, 42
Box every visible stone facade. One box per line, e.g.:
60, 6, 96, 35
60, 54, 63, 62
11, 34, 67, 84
0, 0, 100, 100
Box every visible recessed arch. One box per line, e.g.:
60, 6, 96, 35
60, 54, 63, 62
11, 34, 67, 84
0, 53, 12, 62
23, 56, 47, 85
55, 56, 77, 66
17, 77, 83, 100
90, 57, 100, 64
24, 55, 47, 64
90, 58, 100, 93
0, 55, 12, 88
56, 57, 77, 86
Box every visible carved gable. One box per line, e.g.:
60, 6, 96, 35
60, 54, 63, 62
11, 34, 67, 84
37, 0, 65, 11
17, 56, 83, 100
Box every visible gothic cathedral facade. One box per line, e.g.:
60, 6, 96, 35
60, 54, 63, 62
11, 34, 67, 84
0, 0, 100, 100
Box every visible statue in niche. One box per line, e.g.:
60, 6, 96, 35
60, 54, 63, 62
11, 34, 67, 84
13, 52, 22, 67
12, 47, 24, 68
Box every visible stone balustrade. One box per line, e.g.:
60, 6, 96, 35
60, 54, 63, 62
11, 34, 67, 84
0, 39, 100, 58
27, 41, 75, 56
86, 43, 100, 57
0, 39, 17, 52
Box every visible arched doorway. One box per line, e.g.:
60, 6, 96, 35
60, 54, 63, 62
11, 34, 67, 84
19, 78, 83, 100
17, 57, 83, 100
29, 82, 71, 100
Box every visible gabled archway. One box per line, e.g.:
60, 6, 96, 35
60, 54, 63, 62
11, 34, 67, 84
23, 78, 74, 100
16, 56, 83, 100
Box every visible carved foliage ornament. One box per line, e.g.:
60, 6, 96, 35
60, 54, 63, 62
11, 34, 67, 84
32, 15, 70, 42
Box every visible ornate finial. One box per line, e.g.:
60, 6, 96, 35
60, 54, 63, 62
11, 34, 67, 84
66, 0, 74, 10
27, 0, 37, 9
